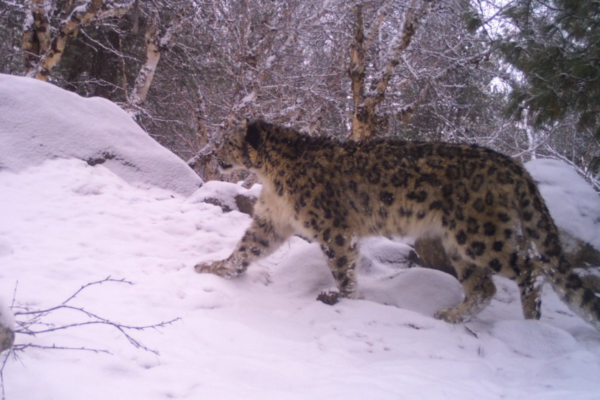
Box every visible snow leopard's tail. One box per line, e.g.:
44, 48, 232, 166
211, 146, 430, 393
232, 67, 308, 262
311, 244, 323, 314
518, 174, 600, 331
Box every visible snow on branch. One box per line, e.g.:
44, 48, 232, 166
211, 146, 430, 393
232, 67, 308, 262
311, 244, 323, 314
22, 0, 51, 75
349, 0, 435, 141
129, 6, 187, 108
369, 0, 433, 104
26, 0, 135, 81
187, 142, 217, 170
227, 2, 302, 123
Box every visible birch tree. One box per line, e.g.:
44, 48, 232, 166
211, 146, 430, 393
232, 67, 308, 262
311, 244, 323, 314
21, 0, 51, 75
129, 2, 188, 108
344, 0, 505, 146
348, 0, 435, 140
186, 0, 353, 179
22, 0, 134, 81
395, 0, 502, 144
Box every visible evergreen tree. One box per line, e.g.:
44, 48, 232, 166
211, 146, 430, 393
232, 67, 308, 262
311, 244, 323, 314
499, 0, 600, 136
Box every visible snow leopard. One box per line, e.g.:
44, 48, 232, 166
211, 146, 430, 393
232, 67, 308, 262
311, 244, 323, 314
195, 119, 600, 330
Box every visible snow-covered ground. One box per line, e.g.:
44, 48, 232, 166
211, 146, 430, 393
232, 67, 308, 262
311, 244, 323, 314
2, 76, 600, 400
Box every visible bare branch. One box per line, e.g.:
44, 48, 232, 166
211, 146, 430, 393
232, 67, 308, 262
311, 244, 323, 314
349, 0, 435, 140
1, 276, 181, 398
29, 0, 134, 81
61, 276, 132, 306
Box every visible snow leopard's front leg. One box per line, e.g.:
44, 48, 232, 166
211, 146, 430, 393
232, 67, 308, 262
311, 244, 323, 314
195, 214, 292, 278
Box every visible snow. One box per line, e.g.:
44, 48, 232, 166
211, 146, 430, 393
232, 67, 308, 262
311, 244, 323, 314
2, 77, 600, 399
526, 158, 600, 251
237, 91, 257, 110
0, 74, 202, 196
265, 55, 276, 69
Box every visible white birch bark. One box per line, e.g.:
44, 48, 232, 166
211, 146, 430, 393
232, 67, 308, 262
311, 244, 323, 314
129, 10, 184, 107
28, 0, 133, 81
349, 0, 434, 141
22, 0, 51, 74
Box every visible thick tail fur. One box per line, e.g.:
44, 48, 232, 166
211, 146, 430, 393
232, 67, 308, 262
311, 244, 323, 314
546, 256, 600, 331
519, 177, 600, 330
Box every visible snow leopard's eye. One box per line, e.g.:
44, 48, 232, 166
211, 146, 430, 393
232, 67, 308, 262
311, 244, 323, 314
218, 160, 233, 171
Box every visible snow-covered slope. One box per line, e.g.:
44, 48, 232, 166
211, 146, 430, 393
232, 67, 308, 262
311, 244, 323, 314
2, 158, 600, 400
2, 76, 600, 399
0, 74, 202, 196
526, 158, 600, 251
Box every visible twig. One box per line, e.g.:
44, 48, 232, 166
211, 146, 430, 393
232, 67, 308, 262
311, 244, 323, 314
11, 343, 112, 355
9, 283, 17, 310
0, 277, 180, 399
60, 276, 132, 306
0, 349, 8, 400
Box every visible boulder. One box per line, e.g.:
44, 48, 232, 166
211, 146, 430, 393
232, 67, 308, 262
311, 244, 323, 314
188, 180, 260, 216
0, 74, 202, 196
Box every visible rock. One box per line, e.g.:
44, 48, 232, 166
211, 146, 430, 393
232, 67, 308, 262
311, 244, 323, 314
0, 74, 203, 196
197, 193, 258, 216
411, 237, 457, 278
235, 193, 257, 216
199, 193, 257, 216
189, 180, 259, 216
202, 197, 233, 213
0, 325, 14, 353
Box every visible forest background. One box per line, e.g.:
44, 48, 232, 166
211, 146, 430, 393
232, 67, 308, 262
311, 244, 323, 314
1, 0, 598, 189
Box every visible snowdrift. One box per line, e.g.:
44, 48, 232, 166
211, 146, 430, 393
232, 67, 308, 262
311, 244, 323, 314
0, 74, 202, 196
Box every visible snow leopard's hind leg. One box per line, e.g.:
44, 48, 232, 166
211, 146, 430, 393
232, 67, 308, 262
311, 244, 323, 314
434, 257, 497, 323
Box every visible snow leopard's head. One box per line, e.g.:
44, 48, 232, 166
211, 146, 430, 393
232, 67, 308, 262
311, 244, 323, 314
215, 119, 269, 173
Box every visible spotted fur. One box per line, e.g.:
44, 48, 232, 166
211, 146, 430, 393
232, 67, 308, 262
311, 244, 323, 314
196, 120, 600, 329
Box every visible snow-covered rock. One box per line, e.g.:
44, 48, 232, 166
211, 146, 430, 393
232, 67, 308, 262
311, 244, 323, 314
0, 74, 202, 196
187, 180, 261, 215
526, 158, 600, 251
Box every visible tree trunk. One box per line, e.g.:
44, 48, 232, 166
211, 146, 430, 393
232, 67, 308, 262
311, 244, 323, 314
26, 0, 133, 81
348, 5, 366, 129
349, 0, 434, 141
22, 0, 51, 75
130, 11, 183, 107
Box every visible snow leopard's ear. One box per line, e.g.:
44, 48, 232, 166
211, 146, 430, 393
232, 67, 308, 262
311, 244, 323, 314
246, 119, 265, 150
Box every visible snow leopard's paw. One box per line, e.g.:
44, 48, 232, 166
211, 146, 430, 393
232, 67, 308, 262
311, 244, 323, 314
194, 260, 240, 279
434, 307, 468, 324
316, 290, 341, 305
